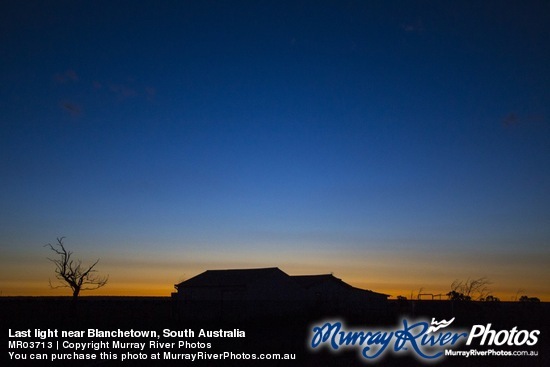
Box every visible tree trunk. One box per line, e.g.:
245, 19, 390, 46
72, 287, 80, 303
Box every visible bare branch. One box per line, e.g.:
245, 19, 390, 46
448, 277, 492, 301
45, 237, 108, 301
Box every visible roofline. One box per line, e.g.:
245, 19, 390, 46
175, 267, 389, 297
203, 266, 281, 272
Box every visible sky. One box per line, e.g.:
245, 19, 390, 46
1, 0, 549, 300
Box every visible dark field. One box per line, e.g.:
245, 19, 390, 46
2, 297, 549, 366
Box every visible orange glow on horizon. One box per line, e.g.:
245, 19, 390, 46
3, 279, 549, 302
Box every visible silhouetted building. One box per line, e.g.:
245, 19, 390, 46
291, 274, 388, 314
172, 267, 388, 321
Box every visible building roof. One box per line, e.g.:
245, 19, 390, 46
291, 274, 389, 297
176, 267, 389, 297
175, 267, 287, 289
291, 274, 350, 288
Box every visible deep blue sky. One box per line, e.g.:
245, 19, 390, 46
1, 0, 549, 298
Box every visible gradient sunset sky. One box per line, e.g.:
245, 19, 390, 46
1, 1, 549, 300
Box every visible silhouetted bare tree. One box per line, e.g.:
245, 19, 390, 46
45, 237, 108, 302
447, 277, 491, 301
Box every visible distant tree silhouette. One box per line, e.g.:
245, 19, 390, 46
482, 295, 500, 302
512, 288, 525, 301
45, 237, 108, 302
519, 295, 540, 303
446, 290, 471, 301
448, 277, 491, 301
